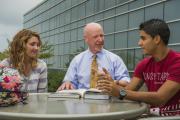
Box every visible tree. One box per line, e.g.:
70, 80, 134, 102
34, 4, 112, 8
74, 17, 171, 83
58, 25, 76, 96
0, 49, 9, 61
39, 41, 54, 59
39, 41, 54, 67
0, 39, 10, 61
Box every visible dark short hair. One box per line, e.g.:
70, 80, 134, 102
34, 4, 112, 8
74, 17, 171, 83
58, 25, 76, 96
139, 19, 170, 45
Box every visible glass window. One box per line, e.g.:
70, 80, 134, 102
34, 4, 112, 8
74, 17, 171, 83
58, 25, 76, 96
70, 42, 76, 53
129, 0, 144, 10
59, 44, 63, 55
50, 35, 55, 45
116, 4, 128, 15
86, 16, 94, 23
115, 14, 128, 31
58, 2, 65, 13
71, 6, 78, 21
54, 45, 58, 55
78, 27, 83, 40
84, 42, 88, 49
114, 49, 128, 65
116, 0, 129, 4
104, 18, 115, 34
104, 9, 115, 18
49, 56, 55, 67
145, 0, 163, 5
60, 14, 65, 26
77, 40, 84, 50
50, 30, 54, 36
71, 22, 77, 29
78, 20, 85, 27
104, 0, 116, 9
99, 0, 104, 11
94, 0, 100, 12
71, 0, 79, 6
59, 26, 64, 33
145, 4, 163, 21
65, 0, 71, 8
104, 35, 114, 49
128, 30, 139, 47
129, 9, 144, 28
64, 25, 70, 31
58, 33, 64, 44
42, 21, 49, 32
54, 5, 60, 16
64, 55, 70, 68
94, 13, 104, 21
71, 30, 77, 41
60, 56, 64, 68
86, 0, 94, 16
97, 21, 104, 28
64, 10, 71, 24
54, 34, 59, 44
169, 45, 180, 52
55, 29, 59, 35
127, 50, 135, 71
45, 36, 50, 44
49, 8, 54, 18
78, 4, 86, 19
135, 48, 143, 65
56, 56, 60, 68
56, 16, 60, 28
63, 43, 70, 54
164, 0, 180, 21
65, 31, 71, 42
115, 32, 127, 49
168, 22, 180, 44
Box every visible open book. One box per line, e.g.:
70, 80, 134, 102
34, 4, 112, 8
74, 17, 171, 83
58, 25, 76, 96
48, 88, 110, 100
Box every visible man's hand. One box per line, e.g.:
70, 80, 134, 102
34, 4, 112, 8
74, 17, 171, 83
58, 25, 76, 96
115, 80, 129, 87
97, 68, 121, 97
57, 81, 74, 91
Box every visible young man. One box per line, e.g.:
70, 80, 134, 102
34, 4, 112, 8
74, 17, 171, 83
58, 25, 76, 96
97, 19, 180, 116
57, 22, 130, 90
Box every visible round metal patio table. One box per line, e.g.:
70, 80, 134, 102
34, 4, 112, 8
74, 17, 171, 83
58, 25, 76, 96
0, 93, 147, 120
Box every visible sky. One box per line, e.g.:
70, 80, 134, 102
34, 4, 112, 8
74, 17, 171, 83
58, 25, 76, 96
0, 0, 44, 52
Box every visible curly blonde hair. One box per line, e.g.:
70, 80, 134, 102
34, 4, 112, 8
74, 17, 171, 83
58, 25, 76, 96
9, 29, 42, 74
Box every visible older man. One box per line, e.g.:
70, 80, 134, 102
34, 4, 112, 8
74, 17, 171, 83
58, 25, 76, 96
58, 22, 130, 90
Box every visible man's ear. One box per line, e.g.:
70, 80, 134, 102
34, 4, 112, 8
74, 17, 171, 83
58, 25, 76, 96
84, 35, 88, 43
154, 35, 161, 45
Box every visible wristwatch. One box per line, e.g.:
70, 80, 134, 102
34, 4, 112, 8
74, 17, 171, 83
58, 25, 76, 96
119, 88, 127, 100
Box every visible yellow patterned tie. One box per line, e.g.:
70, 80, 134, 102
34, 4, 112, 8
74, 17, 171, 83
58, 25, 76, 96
90, 55, 98, 88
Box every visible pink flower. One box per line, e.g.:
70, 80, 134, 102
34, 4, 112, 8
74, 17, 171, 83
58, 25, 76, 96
0, 64, 4, 68
3, 76, 10, 83
1, 82, 17, 90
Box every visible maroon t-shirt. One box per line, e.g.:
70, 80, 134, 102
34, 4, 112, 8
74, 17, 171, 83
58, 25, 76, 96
134, 50, 180, 116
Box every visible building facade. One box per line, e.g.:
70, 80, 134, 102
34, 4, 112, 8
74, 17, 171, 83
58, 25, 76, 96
24, 0, 180, 73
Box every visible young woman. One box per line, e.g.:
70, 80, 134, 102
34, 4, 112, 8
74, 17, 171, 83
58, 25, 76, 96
0, 29, 47, 93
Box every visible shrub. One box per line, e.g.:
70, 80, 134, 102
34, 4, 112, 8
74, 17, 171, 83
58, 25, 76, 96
47, 69, 66, 92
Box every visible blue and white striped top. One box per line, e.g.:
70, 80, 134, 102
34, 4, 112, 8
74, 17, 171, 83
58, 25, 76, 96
0, 58, 48, 93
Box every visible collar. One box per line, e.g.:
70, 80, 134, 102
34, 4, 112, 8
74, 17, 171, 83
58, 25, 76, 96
87, 48, 104, 59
